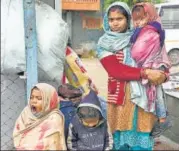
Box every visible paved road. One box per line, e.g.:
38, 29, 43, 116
82, 58, 179, 150
82, 58, 108, 98
154, 136, 179, 150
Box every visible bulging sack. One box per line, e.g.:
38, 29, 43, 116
1, 0, 69, 84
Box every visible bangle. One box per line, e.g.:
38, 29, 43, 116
140, 68, 148, 79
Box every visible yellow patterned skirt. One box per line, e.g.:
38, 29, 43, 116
107, 83, 157, 134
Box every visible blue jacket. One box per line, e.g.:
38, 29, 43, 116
67, 90, 113, 150
60, 100, 77, 140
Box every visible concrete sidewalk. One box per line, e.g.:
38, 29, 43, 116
154, 136, 179, 150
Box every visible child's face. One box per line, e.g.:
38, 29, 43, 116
132, 7, 149, 28
82, 117, 99, 127
108, 10, 128, 33
30, 88, 43, 114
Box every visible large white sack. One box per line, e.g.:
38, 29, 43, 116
1, 0, 69, 84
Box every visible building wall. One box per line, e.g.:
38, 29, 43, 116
41, 0, 104, 53
62, 0, 104, 53
71, 11, 104, 49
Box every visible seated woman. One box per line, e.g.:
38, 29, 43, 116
13, 83, 66, 150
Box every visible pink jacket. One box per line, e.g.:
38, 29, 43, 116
131, 25, 171, 70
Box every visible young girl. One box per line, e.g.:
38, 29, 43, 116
13, 83, 66, 150
67, 90, 113, 150
97, 2, 167, 150
131, 2, 172, 137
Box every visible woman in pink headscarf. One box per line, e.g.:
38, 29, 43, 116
131, 2, 172, 138
13, 83, 66, 150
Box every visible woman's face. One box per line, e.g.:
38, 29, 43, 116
108, 10, 128, 33
30, 88, 43, 114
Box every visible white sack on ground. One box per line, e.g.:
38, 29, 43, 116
1, 0, 69, 84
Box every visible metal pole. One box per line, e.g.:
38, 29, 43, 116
23, 0, 38, 101
55, 0, 62, 16
67, 11, 72, 40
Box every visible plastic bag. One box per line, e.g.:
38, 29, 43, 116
1, 0, 69, 84
64, 47, 98, 96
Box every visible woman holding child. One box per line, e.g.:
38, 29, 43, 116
97, 2, 168, 150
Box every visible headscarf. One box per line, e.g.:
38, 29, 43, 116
97, 2, 134, 60
77, 90, 105, 127
131, 2, 165, 47
13, 83, 65, 149
135, 2, 161, 22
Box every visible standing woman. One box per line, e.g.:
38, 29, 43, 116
13, 83, 66, 150
97, 2, 167, 150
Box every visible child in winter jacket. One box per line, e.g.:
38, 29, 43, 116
67, 90, 113, 150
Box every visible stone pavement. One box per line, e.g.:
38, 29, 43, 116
154, 135, 179, 150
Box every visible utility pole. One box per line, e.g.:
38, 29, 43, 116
23, 0, 38, 101
55, 0, 62, 17
67, 11, 72, 41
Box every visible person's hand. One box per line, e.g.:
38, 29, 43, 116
145, 69, 166, 85
90, 82, 99, 94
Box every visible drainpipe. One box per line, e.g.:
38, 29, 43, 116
55, 0, 62, 16
23, 0, 38, 101
67, 11, 72, 41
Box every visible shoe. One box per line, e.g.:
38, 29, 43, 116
150, 117, 173, 138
